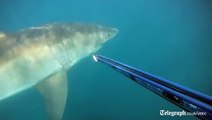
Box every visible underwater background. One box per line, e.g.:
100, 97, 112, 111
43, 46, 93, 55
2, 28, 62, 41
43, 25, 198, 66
0, 0, 211, 120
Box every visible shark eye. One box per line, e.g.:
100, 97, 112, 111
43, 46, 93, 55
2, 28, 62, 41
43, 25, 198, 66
105, 33, 112, 38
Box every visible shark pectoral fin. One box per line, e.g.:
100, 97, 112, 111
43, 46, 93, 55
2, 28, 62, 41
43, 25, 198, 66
36, 69, 68, 120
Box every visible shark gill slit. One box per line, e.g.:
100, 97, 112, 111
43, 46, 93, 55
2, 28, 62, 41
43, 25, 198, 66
51, 39, 73, 69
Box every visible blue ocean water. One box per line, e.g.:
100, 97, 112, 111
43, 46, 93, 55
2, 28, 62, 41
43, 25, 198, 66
0, 0, 211, 120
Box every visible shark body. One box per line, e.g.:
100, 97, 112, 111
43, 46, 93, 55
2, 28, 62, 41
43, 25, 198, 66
0, 23, 118, 120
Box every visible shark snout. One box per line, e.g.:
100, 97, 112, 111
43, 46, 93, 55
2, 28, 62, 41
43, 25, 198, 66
112, 28, 119, 37
106, 28, 118, 41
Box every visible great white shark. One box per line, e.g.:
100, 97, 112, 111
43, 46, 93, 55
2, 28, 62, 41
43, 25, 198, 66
0, 22, 118, 120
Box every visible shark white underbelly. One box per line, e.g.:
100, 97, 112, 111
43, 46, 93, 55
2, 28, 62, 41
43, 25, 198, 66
0, 23, 118, 120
